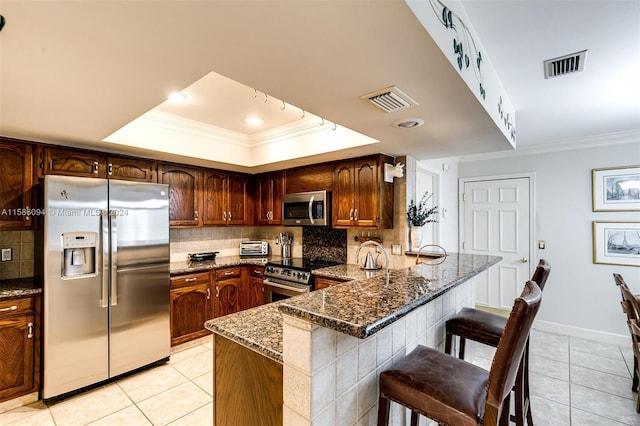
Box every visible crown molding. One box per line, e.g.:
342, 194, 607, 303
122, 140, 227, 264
457, 129, 640, 163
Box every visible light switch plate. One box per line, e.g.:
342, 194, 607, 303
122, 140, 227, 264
1, 248, 12, 261
391, 244, 402, 255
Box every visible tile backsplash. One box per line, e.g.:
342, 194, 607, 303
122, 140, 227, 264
0, 230, 35, 280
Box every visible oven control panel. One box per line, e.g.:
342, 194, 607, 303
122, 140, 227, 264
264, 265, 311, 285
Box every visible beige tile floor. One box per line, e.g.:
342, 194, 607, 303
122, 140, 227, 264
1, 329, 639, 425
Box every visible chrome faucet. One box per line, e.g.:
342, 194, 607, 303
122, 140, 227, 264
355, 240, 390, 283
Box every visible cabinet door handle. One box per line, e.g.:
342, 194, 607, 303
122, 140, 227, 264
216, 286, 220, 297
228, 211, 232, 221
354, 209, 358, 221
349, 208, 354, 220
194, 210, 199, 221
206, 288, 211, 300
27, 322, 34, 339
223, 211, 227, 221
185, 277, 197, 282
0, 305, 17, 312
108, 163, 113, 175
93, 161, 99, 174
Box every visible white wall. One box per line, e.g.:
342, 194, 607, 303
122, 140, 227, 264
459, 140, 640, 340
416, 158, 459, 251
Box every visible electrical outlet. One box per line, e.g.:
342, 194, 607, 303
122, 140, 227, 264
391, 244, 402, 255
1, 248, 12, 261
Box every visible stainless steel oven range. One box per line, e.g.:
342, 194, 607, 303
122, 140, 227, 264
263, 258, 340, 303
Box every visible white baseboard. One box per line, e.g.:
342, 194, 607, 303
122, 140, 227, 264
534, 320, 630, 347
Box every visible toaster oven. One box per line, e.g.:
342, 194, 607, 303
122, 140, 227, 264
240, 241, 269, 257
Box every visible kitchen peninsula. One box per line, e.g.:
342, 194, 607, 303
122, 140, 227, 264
205, 253, 502, 426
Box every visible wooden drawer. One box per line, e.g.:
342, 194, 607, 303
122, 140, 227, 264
170, 272, 210, 288
249, 266, 264, 278
215, 268, 241, 281
314, 277, 348, 290
0, 297, 34, 315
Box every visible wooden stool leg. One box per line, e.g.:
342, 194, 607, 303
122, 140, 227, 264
410, 411, 419, 426
445, 332, 453, 355
510, 338, 532, 426
634, 356, 639, 392
524, 341, 534, 426
377, 394, 391, 426
458, 336, 466, 359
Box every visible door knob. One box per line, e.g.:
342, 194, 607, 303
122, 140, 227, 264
519, 257, 528, 263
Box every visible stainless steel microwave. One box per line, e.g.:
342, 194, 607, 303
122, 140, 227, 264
282, 191, 330, 226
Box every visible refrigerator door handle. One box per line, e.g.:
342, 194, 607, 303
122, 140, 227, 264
110, 210, 118, 306
101, 209, 109, 308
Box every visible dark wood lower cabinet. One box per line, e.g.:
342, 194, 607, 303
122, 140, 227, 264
0, 295, 39, 403
215, 334, 282, 426
170, 272, 212, 346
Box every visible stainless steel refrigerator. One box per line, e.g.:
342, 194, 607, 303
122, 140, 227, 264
39, 175, 170, 399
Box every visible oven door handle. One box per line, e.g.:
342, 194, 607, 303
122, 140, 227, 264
263, 279, 309, 293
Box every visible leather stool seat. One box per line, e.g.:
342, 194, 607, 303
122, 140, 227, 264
445, 307, 506, 348
380, 345, 489, 426
378, 281, 543, 426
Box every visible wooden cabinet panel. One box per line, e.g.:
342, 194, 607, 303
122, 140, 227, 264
256, 172, 284, 225
227, 173, 250, 225
170, 272, 211, 346
159, 163, 202, 227
215, 334, 283, 426
0, 140, 33, 229
332, 155, 394, 229
38, 146, 107, 178
333, 161, 355, 227
107, 156, 156, 182
314, 276, 349, 290
0, 296, 37, 403
248, 266, 264, 309
285, 162, 333, 194
354, 159, 379, 227
214, 279, 240, 318
203, 170, 251, 226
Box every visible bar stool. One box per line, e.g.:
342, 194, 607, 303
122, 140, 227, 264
615, 273, 639, 392
627, 319, 640, 412
444, 259, 550, 426
378, 281, 542, 426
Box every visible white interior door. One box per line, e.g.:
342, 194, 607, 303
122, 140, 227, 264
461, 176, 532, 310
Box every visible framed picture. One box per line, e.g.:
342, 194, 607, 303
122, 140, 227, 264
593, 221, 640, 267
592, 165, 640, 211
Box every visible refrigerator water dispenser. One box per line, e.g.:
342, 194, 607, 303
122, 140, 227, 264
62, 231, 97, 277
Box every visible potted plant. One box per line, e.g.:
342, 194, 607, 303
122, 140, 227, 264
407, 191, 438, 249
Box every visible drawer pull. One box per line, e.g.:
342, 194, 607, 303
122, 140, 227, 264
0, 305, 17, 312
27, 322, 34, 339
224, 271, 234, 276
185, 277, 197, 282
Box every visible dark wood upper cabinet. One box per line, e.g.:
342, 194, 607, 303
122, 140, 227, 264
285, 162, 334, 194
203, 169, 252, 226
107, 156, 156, 182
158, 163, 202, 227
256, 171, 285, 225
0, 140, 34, 229
332, 154, 394, 229
36, 146, 107, 179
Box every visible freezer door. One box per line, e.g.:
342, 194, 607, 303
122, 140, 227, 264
42, 175, 109, 399
108, 180, 170, 377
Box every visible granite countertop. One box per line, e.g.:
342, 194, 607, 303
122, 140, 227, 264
205, 252, 501, 362
313, 264, 388, 281
279, 253, 502, 339
205, 301, 285, 363
170, 255, 280, 275
0, 277, 42, 299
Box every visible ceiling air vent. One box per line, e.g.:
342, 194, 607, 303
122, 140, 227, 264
360, 86, 419, 113
544, 50, 587, 79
